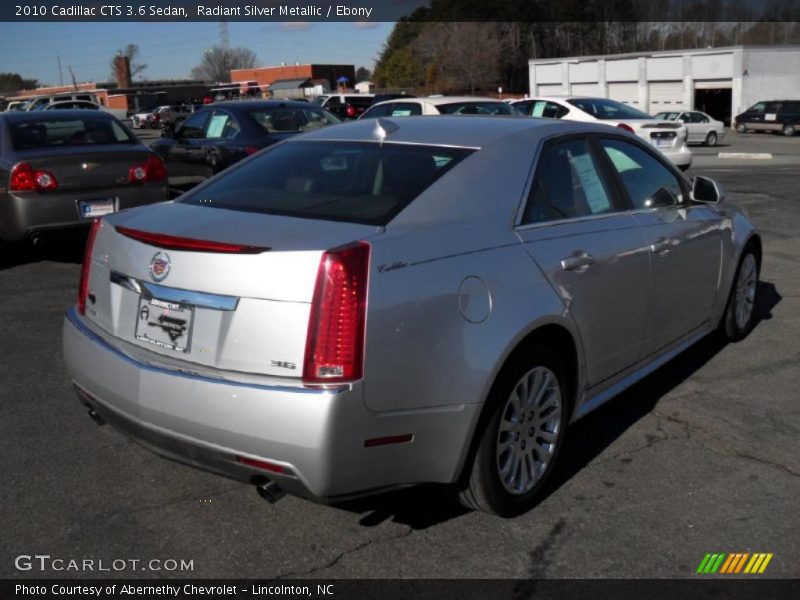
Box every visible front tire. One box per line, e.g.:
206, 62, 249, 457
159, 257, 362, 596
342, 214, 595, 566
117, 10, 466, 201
736, 122, 747, 134
455, 346, 568, 517
720, 245, 760, 342
705, 131, 718, 147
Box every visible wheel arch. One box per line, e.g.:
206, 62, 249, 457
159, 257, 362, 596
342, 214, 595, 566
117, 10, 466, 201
452, 319, 582, 483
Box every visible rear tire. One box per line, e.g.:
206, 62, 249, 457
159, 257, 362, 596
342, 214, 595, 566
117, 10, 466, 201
454, 346, 568, 517
705, 131, 718, 147
782, 123, 796, 137
720, 244, 760, 342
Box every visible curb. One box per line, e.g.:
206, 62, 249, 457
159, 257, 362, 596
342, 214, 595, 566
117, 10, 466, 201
717, 152, 773, 159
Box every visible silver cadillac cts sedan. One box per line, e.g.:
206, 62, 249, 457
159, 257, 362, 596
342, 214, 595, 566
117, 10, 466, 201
63, 116, 761, 516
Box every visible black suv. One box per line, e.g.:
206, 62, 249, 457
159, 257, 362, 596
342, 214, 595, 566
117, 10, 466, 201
315, 94, 375, 120
734, 100, 800, 136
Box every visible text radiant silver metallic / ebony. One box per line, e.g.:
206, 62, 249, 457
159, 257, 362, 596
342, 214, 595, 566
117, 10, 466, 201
62, 116, 761, 516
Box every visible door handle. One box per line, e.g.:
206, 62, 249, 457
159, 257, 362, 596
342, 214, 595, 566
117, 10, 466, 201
561, 252, 595, 271
650, 237, 671, 254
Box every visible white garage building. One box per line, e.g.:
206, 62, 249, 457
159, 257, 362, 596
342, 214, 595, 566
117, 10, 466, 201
528, 45, 800, 124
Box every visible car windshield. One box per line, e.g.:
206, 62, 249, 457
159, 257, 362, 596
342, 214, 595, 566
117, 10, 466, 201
179, 141, 474, 226
9, 117, 134, 150
249, 107, 341, 133
436, 102, 514, 115
310, 96, 329, 106
568, 98, 653, 120
655, 112, 681, 120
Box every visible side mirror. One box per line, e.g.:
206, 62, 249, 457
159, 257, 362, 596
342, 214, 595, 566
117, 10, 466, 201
161, 123, 176, 139
691, 176, 724, 204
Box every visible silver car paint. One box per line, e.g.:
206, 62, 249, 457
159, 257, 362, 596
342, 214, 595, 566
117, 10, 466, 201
63, 116, 758, 501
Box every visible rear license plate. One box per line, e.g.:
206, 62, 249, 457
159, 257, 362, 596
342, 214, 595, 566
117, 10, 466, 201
655, 138, 672, 148
79, 198, 116, 219
135, 297, 194, 353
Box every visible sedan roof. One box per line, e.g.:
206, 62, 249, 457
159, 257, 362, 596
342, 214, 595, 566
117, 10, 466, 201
292, 115, 614, 149
0, 109, 116, 123
207, 100, 324, 111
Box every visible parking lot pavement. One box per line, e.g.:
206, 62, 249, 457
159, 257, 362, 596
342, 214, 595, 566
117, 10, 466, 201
1, 162, 798, 580
690, 130, 800, 168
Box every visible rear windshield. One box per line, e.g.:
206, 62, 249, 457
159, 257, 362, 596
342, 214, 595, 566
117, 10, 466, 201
180, 141, 474, 226
436, 102, 513, 115
568, 98, 653, 120
9, 117, 134, 150
249, 107, 341, 133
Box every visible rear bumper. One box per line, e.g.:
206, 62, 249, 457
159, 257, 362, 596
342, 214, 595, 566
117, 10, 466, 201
0, 183, 167, 241
660, 145, 693, 168
62, 308, 478, 500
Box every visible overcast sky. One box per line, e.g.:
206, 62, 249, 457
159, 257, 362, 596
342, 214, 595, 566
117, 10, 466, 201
0, 21, 393, 86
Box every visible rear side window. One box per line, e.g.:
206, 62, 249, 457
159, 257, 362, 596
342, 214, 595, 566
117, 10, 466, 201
249, 108, 339, 133
9, 117, 132, 150
522, 138, 615, 224
436, 102, 513, 115
600, 138, 683, 209
180, 141, 473, 226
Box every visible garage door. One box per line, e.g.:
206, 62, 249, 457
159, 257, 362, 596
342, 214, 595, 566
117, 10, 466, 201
648, 81, 686, 114
536, 83, 564, 96
571, 83, 601, 96
608, 82, 639, 106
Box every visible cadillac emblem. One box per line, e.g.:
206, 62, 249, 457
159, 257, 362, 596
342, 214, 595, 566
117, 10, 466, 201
149, 252, 171, 282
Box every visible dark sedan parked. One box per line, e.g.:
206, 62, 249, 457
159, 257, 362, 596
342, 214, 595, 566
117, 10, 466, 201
0, 110, 168, 243
150, 100, 341, 194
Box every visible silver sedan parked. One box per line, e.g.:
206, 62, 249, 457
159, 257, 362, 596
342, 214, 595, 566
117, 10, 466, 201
62, 117, 761, 516
654, 110, 726, 146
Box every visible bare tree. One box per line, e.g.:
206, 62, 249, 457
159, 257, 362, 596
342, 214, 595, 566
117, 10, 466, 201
412, 23, 503, 94
109, 43, 147, 82
190, 46, 258, 83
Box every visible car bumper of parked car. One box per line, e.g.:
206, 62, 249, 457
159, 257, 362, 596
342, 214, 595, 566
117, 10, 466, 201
662, 144, 693, 169
62, 307, 479, 500
0, 183, 168, 241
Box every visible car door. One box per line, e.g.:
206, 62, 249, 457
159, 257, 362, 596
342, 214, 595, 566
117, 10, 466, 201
153, 109, 210, 187
680, 112, 702, 142
197, 109, 242, 177
596, 136, 723, 357
516, 136, 651, 386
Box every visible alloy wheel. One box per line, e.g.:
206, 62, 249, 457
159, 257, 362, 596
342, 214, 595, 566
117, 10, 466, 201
735, 253, 757, 330
496, 366, 562, 495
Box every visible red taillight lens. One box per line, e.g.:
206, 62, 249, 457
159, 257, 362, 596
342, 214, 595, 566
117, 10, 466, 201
303, 241, 370, 384
78, 219, 102, 315
129, 154, 167, 184
346, 104, 357, 118
115, 225, 268, 254
617, 123, 635, 134
244, 146, 260, 155
10, 162, 58, 191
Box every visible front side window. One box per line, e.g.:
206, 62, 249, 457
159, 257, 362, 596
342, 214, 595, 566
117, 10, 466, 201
178, 111, 210, 139
600, 138, 683, 209
522, 138, 616, 224
205, 111, 240, 139
180, 141, 473, 226
748, 102, 766, 113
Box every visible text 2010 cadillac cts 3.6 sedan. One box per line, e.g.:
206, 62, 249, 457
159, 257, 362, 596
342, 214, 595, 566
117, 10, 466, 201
63, 116, 761, 516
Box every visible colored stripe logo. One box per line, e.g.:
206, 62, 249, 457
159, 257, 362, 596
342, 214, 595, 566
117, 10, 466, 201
696, 552, 773, 574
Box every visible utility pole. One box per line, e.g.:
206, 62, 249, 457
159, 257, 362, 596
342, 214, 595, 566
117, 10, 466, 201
57, 52, 63, 85
68, 65, 78, 90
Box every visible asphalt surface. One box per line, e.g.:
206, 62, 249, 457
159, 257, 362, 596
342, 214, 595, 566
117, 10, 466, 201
1, 133, 798, 579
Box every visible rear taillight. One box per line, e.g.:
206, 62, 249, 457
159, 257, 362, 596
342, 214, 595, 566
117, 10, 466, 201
10, 162, 58, 191
78, 219, 102, 315
244, 146, 260, 155
617, 123, 635, 134
129, 154, 167, 184
346, 104, 357, 118
303, 241, 370, 384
